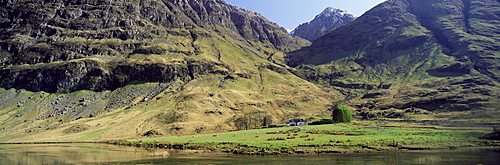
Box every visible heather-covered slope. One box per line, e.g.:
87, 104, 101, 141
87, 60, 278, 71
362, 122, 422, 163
286, 0, 500, 121
0, 0, 339, 142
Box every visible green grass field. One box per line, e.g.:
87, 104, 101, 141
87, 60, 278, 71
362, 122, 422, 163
114, 121, 495, 155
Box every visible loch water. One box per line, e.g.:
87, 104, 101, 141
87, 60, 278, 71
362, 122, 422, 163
0, 143, 499, 164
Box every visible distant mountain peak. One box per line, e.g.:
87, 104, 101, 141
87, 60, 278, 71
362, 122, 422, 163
317, 7, 349, 18
291, 7, 355, 41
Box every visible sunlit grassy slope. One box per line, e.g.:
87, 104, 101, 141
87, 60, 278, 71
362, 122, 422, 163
0, 74, 339, 142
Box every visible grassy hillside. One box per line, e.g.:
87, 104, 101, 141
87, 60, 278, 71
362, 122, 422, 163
0, 60, 342, 142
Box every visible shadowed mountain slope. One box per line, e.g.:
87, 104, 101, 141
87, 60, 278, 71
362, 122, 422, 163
286, 0, 500, 121
288, 0, 500, 88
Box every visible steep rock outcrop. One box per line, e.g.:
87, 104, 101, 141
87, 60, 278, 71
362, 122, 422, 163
0, 58, 222, 93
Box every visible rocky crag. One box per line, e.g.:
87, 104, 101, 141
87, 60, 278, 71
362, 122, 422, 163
287, 0, 500, 121
0, 0, 309, 92
291, 7, 355, 41
0, 0, 339, 142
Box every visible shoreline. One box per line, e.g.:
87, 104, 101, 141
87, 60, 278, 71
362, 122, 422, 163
0, 141, 99, 145
1, 141, 499, 156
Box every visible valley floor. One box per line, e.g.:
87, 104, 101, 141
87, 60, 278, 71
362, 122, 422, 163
106, 120, 500, 155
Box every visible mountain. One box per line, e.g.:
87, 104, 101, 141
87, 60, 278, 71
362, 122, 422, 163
291, 7, 355, 41
286, 0, 500, 121
0, 0, 340, 142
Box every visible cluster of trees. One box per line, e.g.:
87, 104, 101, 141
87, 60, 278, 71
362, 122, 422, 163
332, 105, 352, 123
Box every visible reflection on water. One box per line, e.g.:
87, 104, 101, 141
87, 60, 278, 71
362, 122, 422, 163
0, 143, 499, 165
0, 143, 157, 165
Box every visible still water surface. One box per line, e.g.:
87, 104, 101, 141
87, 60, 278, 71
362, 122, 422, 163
0, 143, 499, 164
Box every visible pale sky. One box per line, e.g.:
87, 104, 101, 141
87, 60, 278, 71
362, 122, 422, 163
224, 0, 387, 29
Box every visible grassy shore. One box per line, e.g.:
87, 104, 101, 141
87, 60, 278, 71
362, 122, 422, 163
109, 121, 499, 155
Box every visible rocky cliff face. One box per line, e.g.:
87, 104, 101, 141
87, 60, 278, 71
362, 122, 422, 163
0, 0, 309, 92
291, 7, 355, 41
0, 58, 221, 93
